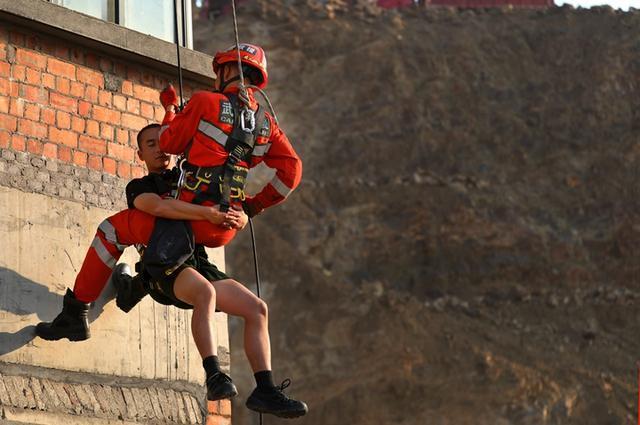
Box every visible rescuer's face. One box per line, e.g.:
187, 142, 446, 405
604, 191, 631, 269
137, 127, 170, 173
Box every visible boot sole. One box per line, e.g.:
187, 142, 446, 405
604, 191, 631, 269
207, 389, 238, 401
38, 333, 90, 342
246, 405, 308, 418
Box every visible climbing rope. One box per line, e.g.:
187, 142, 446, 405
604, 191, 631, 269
231, 1, 264, 423
172, 0, 186, 108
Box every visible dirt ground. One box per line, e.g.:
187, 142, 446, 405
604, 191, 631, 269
193, 2, 640, 424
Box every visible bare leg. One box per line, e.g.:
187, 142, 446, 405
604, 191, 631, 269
213, 279, 271, 372
173, 268, 217, 359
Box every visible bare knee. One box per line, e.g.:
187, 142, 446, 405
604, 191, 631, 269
193, 284, 216, 309
253, 298, 268, 322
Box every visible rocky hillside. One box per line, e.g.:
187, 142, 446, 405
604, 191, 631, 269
194, 2, 640, 424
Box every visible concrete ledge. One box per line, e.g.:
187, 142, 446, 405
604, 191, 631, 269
0, 362, 238, 424
0, 0, 214, 86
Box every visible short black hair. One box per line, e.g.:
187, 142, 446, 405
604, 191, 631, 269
242, 64, 263, 87
136, 123, 161, 149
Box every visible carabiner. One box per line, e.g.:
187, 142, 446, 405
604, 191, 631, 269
240, 107, 255, 133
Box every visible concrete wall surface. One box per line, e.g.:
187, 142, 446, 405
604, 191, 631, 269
0, 186, 229, 384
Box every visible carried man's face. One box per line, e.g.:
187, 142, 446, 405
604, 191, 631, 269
138, 127, 171, 172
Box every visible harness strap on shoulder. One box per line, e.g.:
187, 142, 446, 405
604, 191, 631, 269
219, 94, 266, 212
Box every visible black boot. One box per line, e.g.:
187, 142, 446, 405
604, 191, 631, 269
206, 371, 238, 401
36, 289, 90, 341
246, 379, 308, 418
113, 263, 148, 313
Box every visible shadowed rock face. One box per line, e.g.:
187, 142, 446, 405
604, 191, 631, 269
195, 2, 640, 424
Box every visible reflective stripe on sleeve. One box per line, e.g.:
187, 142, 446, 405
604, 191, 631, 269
98, 220, 127, 251
270, 175, 293, 198
158, 125, 169, 138
252, 143, 271, 157
91, 236, 117, 269
198, 120, 228, 147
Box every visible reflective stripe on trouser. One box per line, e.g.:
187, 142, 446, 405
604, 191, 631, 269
72, 208, 237, 302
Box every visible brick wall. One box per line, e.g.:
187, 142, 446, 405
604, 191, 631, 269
0, 22, 202, 194
0, 15, 227, 425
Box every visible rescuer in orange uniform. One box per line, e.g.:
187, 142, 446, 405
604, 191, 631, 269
35, 43, 307, 418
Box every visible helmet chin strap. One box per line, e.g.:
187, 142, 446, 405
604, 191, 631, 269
218, 74, 241, 93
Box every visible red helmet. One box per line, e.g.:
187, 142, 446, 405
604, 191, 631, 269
213, 43, 268, 89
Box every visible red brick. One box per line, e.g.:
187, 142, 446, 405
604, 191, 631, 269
140, 102, 155, 119
0, 95, 8, 113
12, 65, 26, 81
103, 157, 116, 174
92, 105, 120, 123
0, 78, 10, 96
47, 57, 76, 79
121, 80, 133, 96
42, 73, 56, 89
73, 150, 87, 167
85, 85, 98, 102
20, 84, 45, 103
54, 45, 69, 60
27, 139, 43, 154
121, 113, 147, 130
107, 142, 134, 161
204, 415, 230, 425
113, 95, 126, 111
56, 111, 71, 129
78, 100, 92, 117
126, 98, 139, 114
100, 123, 114, 140
50, 92, 77, 113
219, 400, 231, 416
79, 135, 106, 155
77, 67, 103, 87
141, 71, 153, 86
85, 120, 99, 137
154, 106, 165, 122
43, 142, 58, 159
41, 108, 55, 125
114, 62, 127, 78
0, 62, 10, 78
132, 84, 158, 104
40, 41, 55, 57
26, 68, 41, 85
116, 161, 130, 178
0, 113, 17, 131
71, 116, 85, 133
127, 68, 141, 83
85, 53, 99, 70
87, 154, 102, 170
11, 134, 25, 151
9, 30, 26, 47
10, 98, 24, 117
0, 44, 5, 62
24, 103, 40, 121
71, 49, 84, 64
16, 48, 46, 69
128, 130, 137, 147
70, 81, 84, 97
18, 119, 46, 138
56, 77, 70, 95
49, 127, 78, 148
115, 128, 128, 144
98, 90, 112, 106
0, 130, 9, 148
131, 166, 145, 178
9, 81, 18, 97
